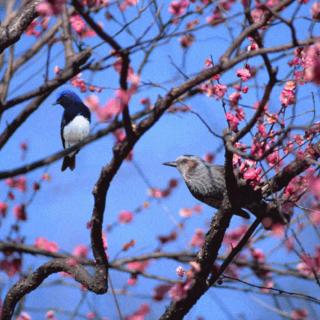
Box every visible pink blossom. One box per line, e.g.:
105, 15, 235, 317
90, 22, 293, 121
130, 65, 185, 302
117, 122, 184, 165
169, 0, 189, 16
296, 247, 320, 277
34, 237, 59, 253
168, 278, 193, 301
229, 92, 241, 106
73, 244, 88, 258
16, 312, 32, 320
152, 284, 172, 301
236, 65, 252, 81
310, 209, 320, 225
261, 279, 274, 293
312, 2, 320, 20
250, 248, 265, 263
280, 81, 296, 106
5, 176, 27, 192
0, 202, 8, 217
86, 312, 97, 320
46, 310, 56, 320
118, 210, 133, 224
168, 282, 188, 301
291, 309, 308, 320
302, 43, 320, 84
120, 0, 139, 11
226, 112, 239, 131
212, 84, 227, 99
85, 95, 101, 112
125, 303, 150, 320
243, 167, 262, 182
190, 228, 205, 247
179, 208, 193, 217
13, 204, 27, 221
224, 225, 248, 247
71, 73, 87, 92
0, 258, 21, 277
37, 0, 65, 16
70, 14, 95, 38
180, 34, 194, 48
176, 266, 185, 277
127, 260, 149, 272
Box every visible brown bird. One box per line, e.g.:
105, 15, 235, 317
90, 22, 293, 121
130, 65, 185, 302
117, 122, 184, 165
163, 155, 289, 227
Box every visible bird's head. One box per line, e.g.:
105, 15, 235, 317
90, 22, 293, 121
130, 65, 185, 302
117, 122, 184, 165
163, 155, 205, 180
54, 90, 82, 108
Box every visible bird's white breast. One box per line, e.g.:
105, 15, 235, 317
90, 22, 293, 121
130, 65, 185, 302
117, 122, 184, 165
63, 115, 90, 149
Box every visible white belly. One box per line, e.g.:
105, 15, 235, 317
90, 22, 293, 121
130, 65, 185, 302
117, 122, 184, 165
63, 115, 90, 150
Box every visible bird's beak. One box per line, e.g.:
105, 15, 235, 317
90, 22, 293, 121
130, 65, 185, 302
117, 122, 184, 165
162, 161, 177, 167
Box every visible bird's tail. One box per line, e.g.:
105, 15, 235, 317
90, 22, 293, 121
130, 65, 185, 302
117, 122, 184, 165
247, 201, 290, 229
61, 155, 76, 171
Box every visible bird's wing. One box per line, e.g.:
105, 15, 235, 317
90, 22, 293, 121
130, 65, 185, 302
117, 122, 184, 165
80, 103, 91, 122
60, 113, 67, 149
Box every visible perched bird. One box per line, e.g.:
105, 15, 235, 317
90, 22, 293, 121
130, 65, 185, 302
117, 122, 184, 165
163, 155, 288, 227
54, 90, 91, 171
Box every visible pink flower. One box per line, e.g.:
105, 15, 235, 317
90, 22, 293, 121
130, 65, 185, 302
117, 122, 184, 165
312, 2, 320, 20
169, 0, 189, 16
190, 228, 205, 247
37, 0, 65, 16
280, 81, 296, 106
179, 208, 193, 217
34, 237, 59, 253
180, 34, 194, 48
85, 95, 101, 112
250, 248, 265, 263
120, 0, 139, 11
243, 167, 262, 182
118, 210, 133, 224
297, 247, 320, 277
302, 43, 320, 84
73, 244, 88, 258
229, 92, 241, 106
13, 204, 27, 221
236, 65, 252, 81
291, 309, 308, 320
310, 210, 320, 225
0, 201, 8, 217
224, 225, 248, 247
5, 176, 27, 192
226, 112, 239, 131
46, 310, 56, 320
16, 312, 32, 320
70, 14, 95, 38
86, 312, 97, 320
152, 284, 172, 301
176, 266, 185, 277
127, 260, 149, 272
0, 258, 21, 277
212, 84, 227, 99
125, 303, 150, 320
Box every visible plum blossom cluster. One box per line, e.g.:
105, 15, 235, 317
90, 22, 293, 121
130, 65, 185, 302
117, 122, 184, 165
288, 44, 320, 84
70, 14, 96, 38
69, 73, 103, 93
168, 261, 200, 301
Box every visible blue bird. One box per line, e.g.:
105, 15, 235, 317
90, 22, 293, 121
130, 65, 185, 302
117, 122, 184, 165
54, 90, 91, 171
